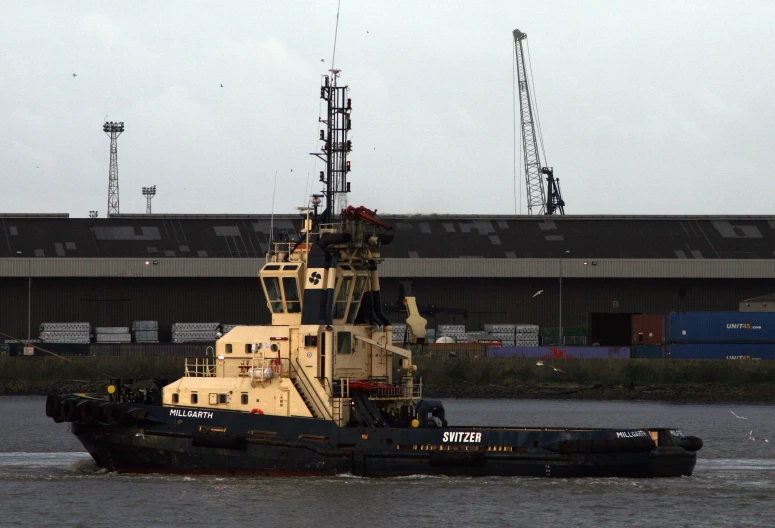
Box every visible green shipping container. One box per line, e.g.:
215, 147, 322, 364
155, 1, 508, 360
632, 345, 664, 359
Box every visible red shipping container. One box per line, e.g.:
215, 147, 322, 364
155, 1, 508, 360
632, 314, 665, 345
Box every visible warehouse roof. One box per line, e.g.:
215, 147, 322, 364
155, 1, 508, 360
2, 214, 775, 260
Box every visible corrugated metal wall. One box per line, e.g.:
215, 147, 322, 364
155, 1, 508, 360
1, 276, 774, 340
379, 277, 775, 331
0, 277, 271, 340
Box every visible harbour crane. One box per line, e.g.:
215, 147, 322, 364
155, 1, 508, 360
513, 29, 565, 215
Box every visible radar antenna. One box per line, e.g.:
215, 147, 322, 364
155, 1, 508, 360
311, 70, 352, 222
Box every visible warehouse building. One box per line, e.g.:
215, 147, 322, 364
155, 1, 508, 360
1, 213, 774, 346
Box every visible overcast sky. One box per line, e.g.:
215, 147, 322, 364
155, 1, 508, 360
1, 1, 773, 217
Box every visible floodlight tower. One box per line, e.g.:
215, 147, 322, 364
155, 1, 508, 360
103, 121, 125, 216
142, 185, 157, 214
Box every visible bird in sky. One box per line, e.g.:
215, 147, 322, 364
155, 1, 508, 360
730, 410, 748, 419
321, 58, 325, 62
533, 290, 543, 297
220, 83, 223, 87
72, 73, 77, 77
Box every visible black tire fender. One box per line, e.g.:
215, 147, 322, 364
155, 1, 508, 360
105, 404, 128, 426
59, 399, 76, 422
45, 394, 60, 418
76, 400, 100, 424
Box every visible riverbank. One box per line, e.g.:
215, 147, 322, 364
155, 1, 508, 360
2, 356, 775, 403
415, 356, 775, 403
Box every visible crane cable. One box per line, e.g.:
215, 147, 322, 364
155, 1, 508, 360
525, 39, 549, 168
0, 330, 114, 378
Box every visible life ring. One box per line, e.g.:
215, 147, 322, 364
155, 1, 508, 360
250, 408, 264, 415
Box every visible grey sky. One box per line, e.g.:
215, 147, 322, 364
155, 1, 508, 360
1, 1, 773, 217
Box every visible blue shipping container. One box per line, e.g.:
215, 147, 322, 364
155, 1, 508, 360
487, 346, 630, 359
669, 312, 775, 344
668, 343, 775, 360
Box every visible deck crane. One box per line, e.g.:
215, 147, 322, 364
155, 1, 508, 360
513, 29, 565, 215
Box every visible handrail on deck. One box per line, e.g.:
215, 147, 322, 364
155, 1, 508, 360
291, 359, 333, 421
184, 356, 216, 377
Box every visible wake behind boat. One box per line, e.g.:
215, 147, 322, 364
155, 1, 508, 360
45, 70, 702, 478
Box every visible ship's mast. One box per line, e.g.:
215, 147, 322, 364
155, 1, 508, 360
315, 71, 352, 223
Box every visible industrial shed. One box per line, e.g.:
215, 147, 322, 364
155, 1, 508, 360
1, 213, 774, 346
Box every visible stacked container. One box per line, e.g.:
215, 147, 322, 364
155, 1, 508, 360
95, 327, 131, 343
668, 312, 775, 360
631, 314, 666, 358
39, 322, 91, 344
484, 324, 539, 347
132, 321, 159, 343
221, 324, 238, 336
172, 322, 220, 343
438, 324, 466, 342
391, 323, 408, 344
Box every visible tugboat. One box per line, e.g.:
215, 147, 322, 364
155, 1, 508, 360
46, 70, 702, 477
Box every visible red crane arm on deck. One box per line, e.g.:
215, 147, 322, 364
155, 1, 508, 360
342, 206, 392, 230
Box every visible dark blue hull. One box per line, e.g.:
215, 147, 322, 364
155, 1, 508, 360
54, 397, 699, 478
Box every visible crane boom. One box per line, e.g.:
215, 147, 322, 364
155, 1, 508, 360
513, 29, 565, 215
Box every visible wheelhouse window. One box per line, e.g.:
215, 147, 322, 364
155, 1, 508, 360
225, 344, 232, 353
261, 270, 303, 315
283, 277, 301, 313
191, 393, 198, 404
263, 276, 284, 313
333, 276, 353, 320
346, 274, 368, 324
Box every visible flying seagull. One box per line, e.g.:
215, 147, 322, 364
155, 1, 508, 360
730, 410, 748, 420
72, 73, 77, 77
320, 58, 325, 62
532, 290, 543, 297
220, 83, 223, 87
551, 366, 564, 373
536, 361, 544, 366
